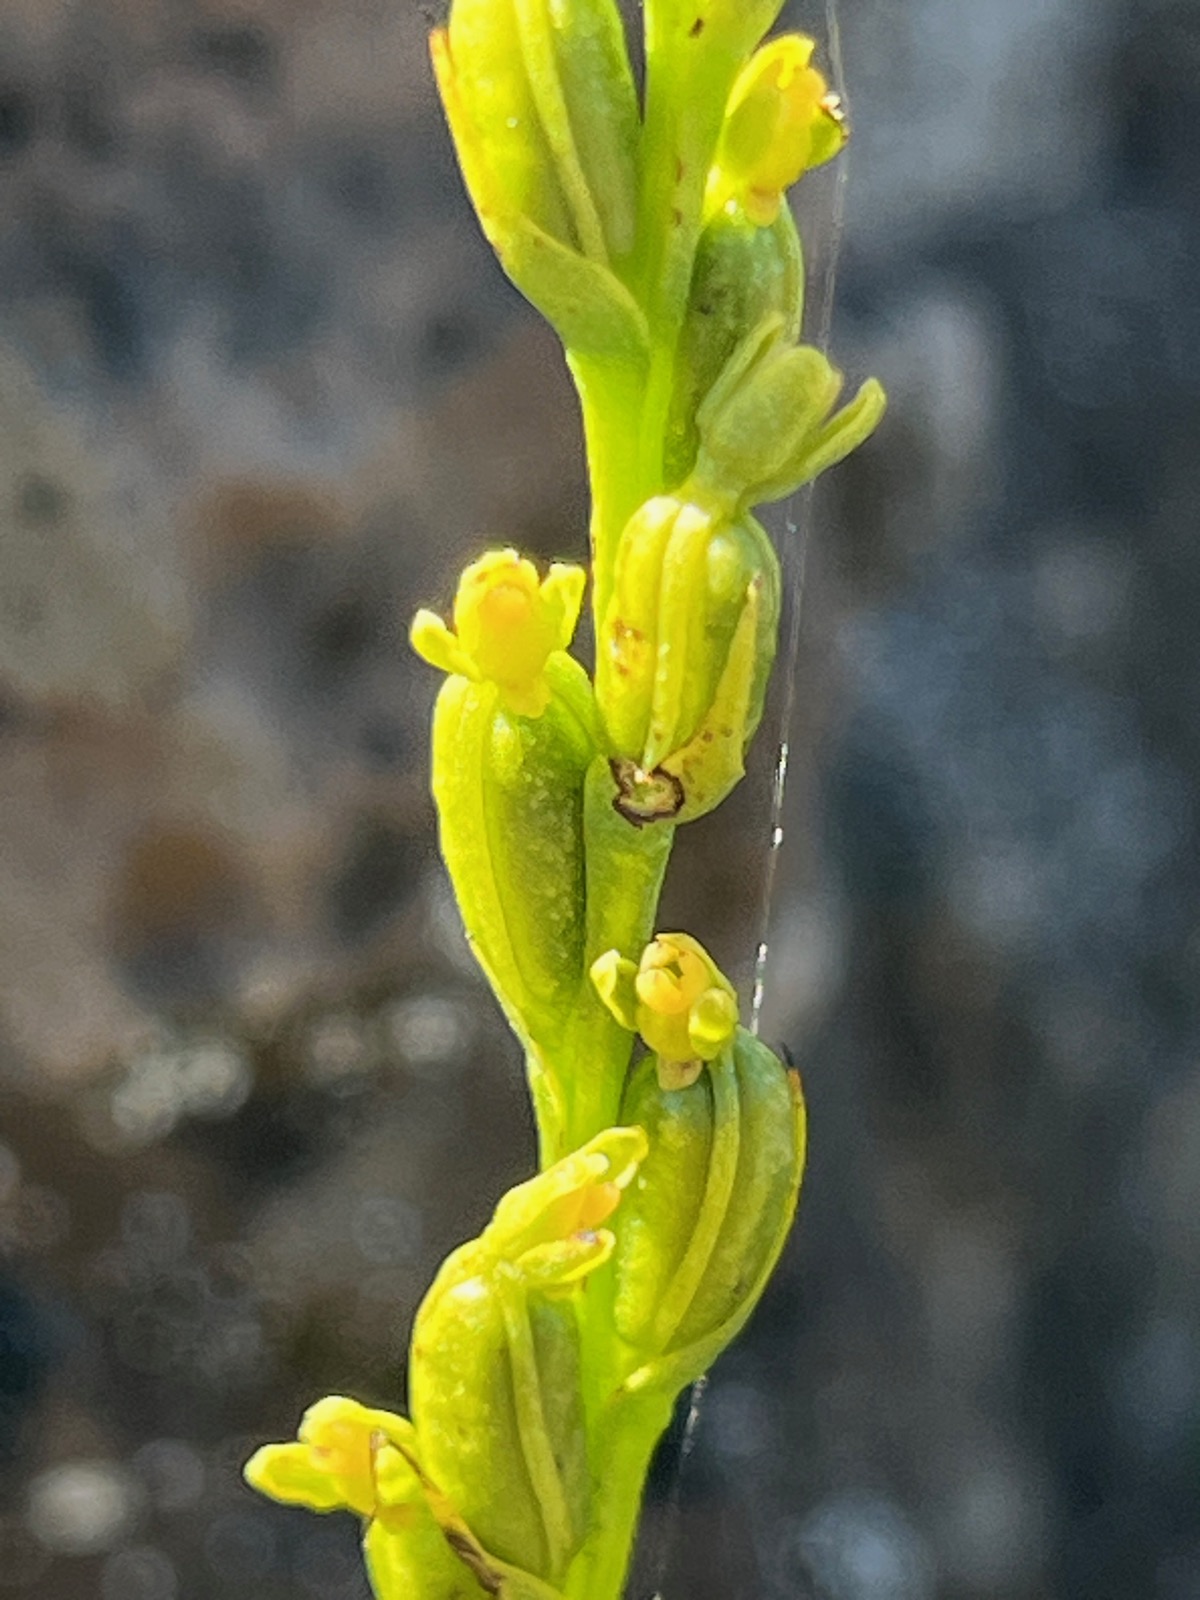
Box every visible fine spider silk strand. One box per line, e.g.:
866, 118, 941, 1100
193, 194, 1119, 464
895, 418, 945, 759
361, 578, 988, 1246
749, 0, 849, 1039
646, 2, 848, 1593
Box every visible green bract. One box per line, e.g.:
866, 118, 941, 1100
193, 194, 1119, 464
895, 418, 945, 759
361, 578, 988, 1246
411, 1128, 646, 1586
613, 1027, 806, 1390
248, 2, 885, 1596
595, 491, 781, 822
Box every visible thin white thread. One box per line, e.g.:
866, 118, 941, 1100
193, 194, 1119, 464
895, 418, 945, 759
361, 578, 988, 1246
750, 0, 848, 1039
650, 3, 849, 1593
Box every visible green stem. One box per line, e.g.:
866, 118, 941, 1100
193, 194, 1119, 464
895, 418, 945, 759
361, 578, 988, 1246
570, 355, 651, 630
551, 760, 674, 1157
562, 1389, 675, 1600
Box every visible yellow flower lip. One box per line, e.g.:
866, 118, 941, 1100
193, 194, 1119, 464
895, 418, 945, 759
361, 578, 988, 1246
636, 937, 712, 1018
410, 546, 586, 716
300, 1397, 378, 1514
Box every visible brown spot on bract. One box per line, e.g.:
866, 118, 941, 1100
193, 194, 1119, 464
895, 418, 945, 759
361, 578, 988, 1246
672, 208, 683, 227
610, 757, 684, 827
689, 15, 705, 36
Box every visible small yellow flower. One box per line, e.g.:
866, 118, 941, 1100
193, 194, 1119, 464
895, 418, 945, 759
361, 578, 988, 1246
244, 1396, 419, 1528
410, 548, 586, 716
486, 1124, 647, 1274
708, 36, 847, 226
591, 933, 739, 1087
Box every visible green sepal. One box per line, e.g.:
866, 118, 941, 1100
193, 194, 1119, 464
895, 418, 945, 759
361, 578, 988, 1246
436, 0, 575, 246
433, 2, 648, 362
515, 0, 641, 264
659, 522, 778, 822
612, 1028, 806, 1391
691, 316, 887, 509
695, 324, 841, 493
498, 216, 651, 363
749, 375, 889, 504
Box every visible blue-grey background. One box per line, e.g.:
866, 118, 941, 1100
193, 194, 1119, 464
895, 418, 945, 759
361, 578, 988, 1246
0, 2, 1197, 1597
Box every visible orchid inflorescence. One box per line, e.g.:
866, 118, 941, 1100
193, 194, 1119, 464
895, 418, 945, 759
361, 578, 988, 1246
246, 2, 883, 1594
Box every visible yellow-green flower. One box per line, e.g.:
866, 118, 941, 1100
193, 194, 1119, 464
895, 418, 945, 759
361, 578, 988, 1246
708, 36, 847, 225
411, 549, 586, 717
411, 1128, 647, 1585
591, 933, 738, 1087
245, 1395, 418, 1525
245, 1398, 495, 1599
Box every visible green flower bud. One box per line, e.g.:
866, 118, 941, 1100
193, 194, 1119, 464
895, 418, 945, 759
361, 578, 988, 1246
431, 0, 647, 360
591, 932, 739, 1089
594, 493, 780, 823
411, 1129, 648, 1586
693, 315, 887, 509
412, 553, 601, 1084
664, 200, 803, 486
611, 1028, 806, 1391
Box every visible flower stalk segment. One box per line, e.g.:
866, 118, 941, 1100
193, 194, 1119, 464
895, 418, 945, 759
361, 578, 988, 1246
247, 4, 883, 1596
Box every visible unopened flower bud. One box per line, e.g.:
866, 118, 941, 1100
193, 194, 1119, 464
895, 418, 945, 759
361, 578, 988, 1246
595, 494, 780, 823
693, 317, 887, 509
611, 1031, 806, 1390
708, 35, 846, 226
591, 933, 738, 1089
412, 553, 600, 1091
411, 1128, 647, 1585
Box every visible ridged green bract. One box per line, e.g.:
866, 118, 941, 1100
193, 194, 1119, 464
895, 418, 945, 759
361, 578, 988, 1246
365, 1508, 490, 1600
411, 1265, 588, 1583
596, 495, 780, 821
613, 1028, 806, 1386
431, 653, 597, 1048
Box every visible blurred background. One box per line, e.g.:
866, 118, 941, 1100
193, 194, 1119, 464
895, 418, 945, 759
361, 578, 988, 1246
0, 1, 1197, 1597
